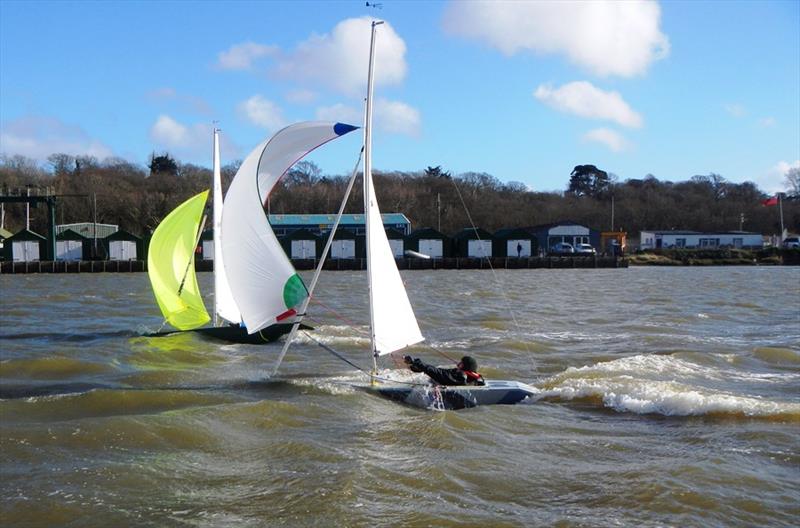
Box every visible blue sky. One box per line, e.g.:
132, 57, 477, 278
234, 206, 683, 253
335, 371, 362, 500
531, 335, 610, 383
1, 0, 798, 194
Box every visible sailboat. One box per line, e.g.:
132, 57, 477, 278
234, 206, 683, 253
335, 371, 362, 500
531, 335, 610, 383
146, 128, 350, 343
274, 21, 537, 410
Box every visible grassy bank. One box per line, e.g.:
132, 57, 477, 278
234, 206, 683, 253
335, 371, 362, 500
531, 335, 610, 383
628, 248, 799, 266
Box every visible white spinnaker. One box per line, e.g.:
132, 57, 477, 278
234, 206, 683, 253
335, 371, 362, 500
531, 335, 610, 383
212, 129, 241, 325
221, 122, 357, 334
366, 170, 424, 355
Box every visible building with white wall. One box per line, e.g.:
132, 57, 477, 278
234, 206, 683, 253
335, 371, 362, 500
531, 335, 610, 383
639, 230, 763, 249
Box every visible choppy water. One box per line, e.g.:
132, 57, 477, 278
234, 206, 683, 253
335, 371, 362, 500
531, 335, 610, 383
1, 267, 798, 527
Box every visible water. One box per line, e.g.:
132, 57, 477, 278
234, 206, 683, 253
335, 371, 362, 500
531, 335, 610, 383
1, 267, 798, 527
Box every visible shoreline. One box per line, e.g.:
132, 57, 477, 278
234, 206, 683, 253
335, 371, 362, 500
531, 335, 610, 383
2, 250, 799, 274
0, 256, 628, 274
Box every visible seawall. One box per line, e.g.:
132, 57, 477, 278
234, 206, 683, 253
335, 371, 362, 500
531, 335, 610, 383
0, 256, 627, 274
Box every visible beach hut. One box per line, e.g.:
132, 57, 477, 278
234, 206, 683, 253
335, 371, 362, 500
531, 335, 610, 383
493, 228, 537, 257
0, 227, 12, 257
106, 230, 142, 261
199, 229, 214, 260
4, 229, 46, 262
385, 228, 405, 258
330, 228, 357, 259
405, 227, 450, 259
282, 228, 320, 259
453, 227, 494, 258
55, 228, 87, 261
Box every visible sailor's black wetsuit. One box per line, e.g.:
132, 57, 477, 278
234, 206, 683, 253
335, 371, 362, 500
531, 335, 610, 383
407, 358, 485, 386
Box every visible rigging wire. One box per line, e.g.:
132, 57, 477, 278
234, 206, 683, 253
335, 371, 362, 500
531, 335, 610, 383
302, 331, 431, 388
270, 146, 365, 376
448, 177, 536, 361
308, 294, 457, 370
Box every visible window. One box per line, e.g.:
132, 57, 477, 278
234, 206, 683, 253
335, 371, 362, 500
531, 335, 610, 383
574, 236, 589, 245
699, 238, 719, 248
675, 238, 686, 248
733, 238, 743, 248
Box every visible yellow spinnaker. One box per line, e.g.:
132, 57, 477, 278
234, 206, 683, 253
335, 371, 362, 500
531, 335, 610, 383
147, 191, 211, 330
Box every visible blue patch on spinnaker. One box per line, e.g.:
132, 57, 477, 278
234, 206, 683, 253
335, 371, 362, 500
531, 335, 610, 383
334, 122, 359, 136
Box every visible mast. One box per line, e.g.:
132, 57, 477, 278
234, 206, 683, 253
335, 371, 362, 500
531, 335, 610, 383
212, 127, 221, 326
365, 20, 383, 376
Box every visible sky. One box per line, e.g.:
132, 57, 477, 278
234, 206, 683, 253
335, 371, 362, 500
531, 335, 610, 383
1, 0, 798, 194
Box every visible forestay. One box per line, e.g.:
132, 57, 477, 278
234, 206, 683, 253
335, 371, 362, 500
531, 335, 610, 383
221, 122, 358, 334
147, 191, 211, 330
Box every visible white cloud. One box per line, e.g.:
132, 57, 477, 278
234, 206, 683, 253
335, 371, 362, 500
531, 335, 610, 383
150, 115, 191, 146
315, 98, 421, 136
0, 116, 113, 161
535, 81, 643, 128
724, 103, 746, 117
275, 17, 408, 96
583, 128, 630, 152
752, 160, 800, 195
376, 99, 421, 137
775, 160, 800, 176
236, 95, 286, 130
443, 0, 669, 77
216, 42, 277, 70
149, 115, 239, 161
758, 117, 776, 128
285, 89, 317, 104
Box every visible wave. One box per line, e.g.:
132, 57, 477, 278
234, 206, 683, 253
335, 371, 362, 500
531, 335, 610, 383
752, 347, 800, 365
536, 354, 800, 420
1, 388, 240, 422
0, 357, 116, 379
292, 325, 370, 347
0, 381, 115, 399
0, 330, 137, 343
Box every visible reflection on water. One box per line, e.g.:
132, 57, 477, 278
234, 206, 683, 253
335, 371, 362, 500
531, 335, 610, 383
1, 267, 799, 526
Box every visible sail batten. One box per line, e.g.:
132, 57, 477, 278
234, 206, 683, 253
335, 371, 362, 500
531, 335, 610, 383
147, 191, 211, 330
221, 122, 358, 334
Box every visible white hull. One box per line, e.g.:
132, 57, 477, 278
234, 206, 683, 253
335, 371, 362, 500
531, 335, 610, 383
373, 379, 537, 410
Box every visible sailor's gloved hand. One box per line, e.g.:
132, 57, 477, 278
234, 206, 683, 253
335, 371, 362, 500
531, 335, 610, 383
407, 357, 424, 373
403, 355, 413, 365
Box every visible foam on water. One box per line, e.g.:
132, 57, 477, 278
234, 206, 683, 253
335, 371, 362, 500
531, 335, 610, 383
538, 354, 800, 418
293, 325, 370, 347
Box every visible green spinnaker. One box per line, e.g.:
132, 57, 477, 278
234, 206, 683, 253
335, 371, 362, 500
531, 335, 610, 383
147, 191, 211, 330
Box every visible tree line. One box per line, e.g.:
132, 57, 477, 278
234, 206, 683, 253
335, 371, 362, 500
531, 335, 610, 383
1, 153, 797, 240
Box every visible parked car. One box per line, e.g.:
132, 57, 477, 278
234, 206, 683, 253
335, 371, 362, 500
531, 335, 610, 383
783, 237, 800, 249
574, 243, 596, 255
550, 242, 574, 255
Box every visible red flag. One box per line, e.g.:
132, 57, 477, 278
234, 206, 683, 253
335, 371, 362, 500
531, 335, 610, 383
761, 196, 779, 206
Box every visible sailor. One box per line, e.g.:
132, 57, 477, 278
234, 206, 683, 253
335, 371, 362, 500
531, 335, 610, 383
403, 355, 485, 386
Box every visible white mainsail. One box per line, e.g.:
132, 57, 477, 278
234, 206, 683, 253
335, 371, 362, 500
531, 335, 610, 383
364, 21, 424, 357
221, 122, 358, 334
211, 128, 241, 325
